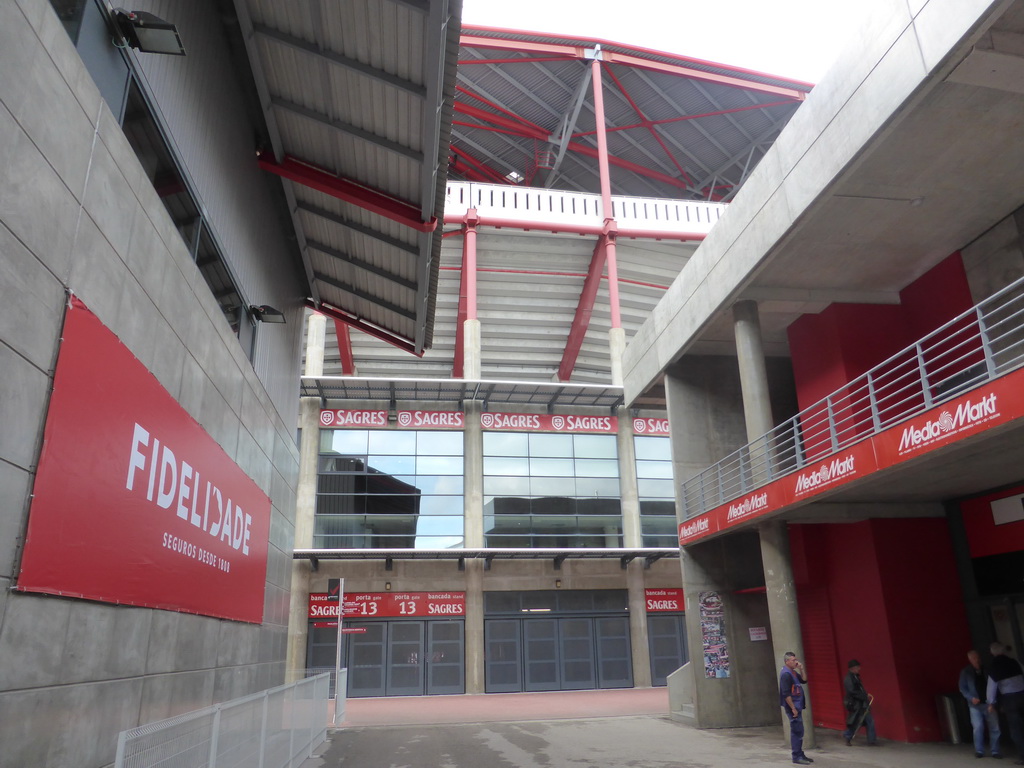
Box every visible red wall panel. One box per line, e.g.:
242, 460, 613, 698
791, 518, 967, 742
961, 483, 1024, 558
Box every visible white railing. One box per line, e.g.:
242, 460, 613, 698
114, 673, 331, 768
444, 182, 726, 236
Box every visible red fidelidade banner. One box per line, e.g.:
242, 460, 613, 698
645, 588, 685, 612
480, 412, 618, 433
679, 367, 1024, 547
309, 591, 466, 619
18, 298, 271, 623
319, 409, 465, 429
632, 417, 670, 435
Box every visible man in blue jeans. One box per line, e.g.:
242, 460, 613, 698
960, 649, 1001, 758
780, 652, 813, 765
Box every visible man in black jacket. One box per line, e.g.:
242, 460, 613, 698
987, 642, 1024, 764
843, 659, 879, 746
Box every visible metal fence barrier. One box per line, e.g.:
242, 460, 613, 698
114, 673, 331, 768
680, 274, 1024, 518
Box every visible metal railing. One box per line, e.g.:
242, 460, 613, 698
445, 181, 726, 235
114, 673, 331, 768
680, 276, 1024, 518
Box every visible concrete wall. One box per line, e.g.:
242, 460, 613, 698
962, 206, 1024, 304
0, 2, 302, 766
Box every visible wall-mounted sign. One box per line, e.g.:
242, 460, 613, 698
644, 588, 684, 612
309, 591, 466, 619
749, 626, 768, 641
678, 366, 1024, 547
480, 412, 618, 433
632, 418, 670, 435
319, 409, 465, 429
17, 298, 271, 623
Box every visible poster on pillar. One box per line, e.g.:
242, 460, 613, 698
698, 591, 730, 678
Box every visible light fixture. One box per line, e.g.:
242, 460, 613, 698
251, 304, 286, 324
384, 582, 391, 591
555, 579, 562, 589
113, 9, 186, 56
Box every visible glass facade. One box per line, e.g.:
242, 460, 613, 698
316, 430, 464, 548
634, 436, 677, 547
483, 432, 622, 547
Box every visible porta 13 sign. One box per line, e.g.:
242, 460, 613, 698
310, 591, 466, 618
17, 298, 271, 623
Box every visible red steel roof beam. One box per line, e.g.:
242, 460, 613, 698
333, 318, 356, 375
258, 153, 437, 233
307, 300, 423, 357
590, 56, 622, 329
558, 236, 607, 382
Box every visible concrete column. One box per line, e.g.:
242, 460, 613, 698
733, 301, 814, 748
609, 326, 626, 387
732, 300, 773, 439
464, 559, 485, 694
464, 318, 482, 380
627, 562, 653, 688
286, 313, 328, 681
616, 405, 642, 549
463, 400, 484, 548
761, 519, 815, 748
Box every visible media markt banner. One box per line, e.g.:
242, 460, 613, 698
17, 298, 271, 623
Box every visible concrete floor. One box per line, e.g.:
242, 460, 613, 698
305, 689, 995, 768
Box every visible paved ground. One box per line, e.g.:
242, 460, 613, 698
304, 689, 995, 768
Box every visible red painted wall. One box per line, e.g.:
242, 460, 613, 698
791, 518, 969, 742
961, 483, 1024, 558
787, 252, 974, 433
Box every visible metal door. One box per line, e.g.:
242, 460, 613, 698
426, 621, 465, 695
647, 614, 687, 687
485, 619, 522, 692
596, 617, 633, 688
347, 622, 387, 697
524, 619, 560, 691
559, 618, 596, 690
386, 621, 425, 696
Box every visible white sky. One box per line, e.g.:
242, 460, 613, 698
461, 0, 875, 84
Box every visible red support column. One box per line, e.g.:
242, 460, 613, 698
452, 210, 479, 378
590, 55, 622, 329
333, 319, 356, 375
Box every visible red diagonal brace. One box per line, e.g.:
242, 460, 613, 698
333, 318, 356, 375
258, 153, 436, 233
306, 300, 423, 357
558, 235, 608, 382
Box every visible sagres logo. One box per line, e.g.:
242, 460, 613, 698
897, 393, 997, 452
726, 492, 768, 521
680, 517, 710, 539
795, 454, 856, 494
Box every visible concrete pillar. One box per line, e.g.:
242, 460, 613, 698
464, 558, 485, 694
285, 313, 328, 680
733, 301, 814, 748
463, 400, 484, 548
732, 300, 773, 439
627, 562, 653, 688
609, 326, 626, 387
464, 318, 482, 380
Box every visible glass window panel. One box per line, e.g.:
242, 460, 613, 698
638, 478, 676, 498
368, 430, 416, 455
367, 455, 415, 475
319, 455, 366, 473
530, 457, 574, 477
576, 477, 621, 497
636, 460, 674, 479
528, 515, 578, 532
485, 592, 523, 613
417, 455, 463, 475
574, 458, 619, 477
415, 515, 463, 537
634, 435, 670, 461
576, 497, 621, 517
324, 430, 368, 454
419, 430, 463, 455
484, 456, 529, 476
418, 496, 463, 516
483, 476, 531, 496
529, 433, 573, 457
483, 432, 529, 456
530, 497, 576, 516
487, 515, 534, 533
530, 476, 577, 496
573, 434, 617, 458
593, 591, 629, 611
522, 592, 557, 611
639, 500, 676, 516
415, 476, 464, 495
640, 517, 678, 535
